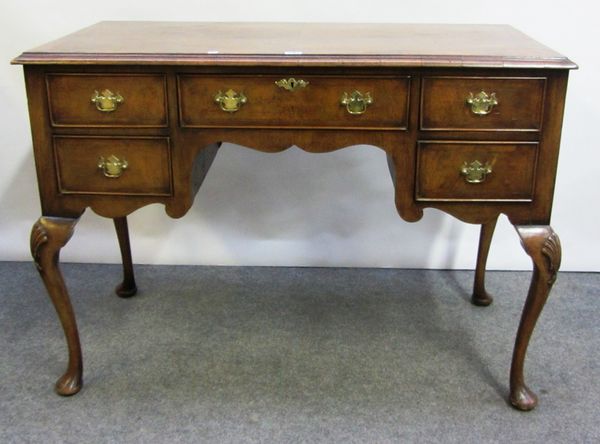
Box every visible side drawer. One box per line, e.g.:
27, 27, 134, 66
416, 141, 538, 202
46, 74, 168, 127
420, 77, 546, 131
178, 75, 410, 129
54, 136, 172, 196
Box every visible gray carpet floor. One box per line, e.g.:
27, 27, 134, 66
0, 262, 598, 443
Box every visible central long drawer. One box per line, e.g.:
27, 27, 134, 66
177, 75, 410, 129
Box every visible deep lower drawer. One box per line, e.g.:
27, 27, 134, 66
178, 75, 410, 129
416, 141, 538, 202
420, 77, 546, 131
46, 74, 168, 127
54, 136, 172, 196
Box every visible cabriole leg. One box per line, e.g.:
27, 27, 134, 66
113, 216, 137, 297
471, 217, 498, 306
31, 216, 82, 396
510, 225, 561, 411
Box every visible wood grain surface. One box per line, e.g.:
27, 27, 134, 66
13, 22, 576, 68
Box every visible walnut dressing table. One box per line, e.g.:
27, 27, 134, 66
12, 22, 576, 410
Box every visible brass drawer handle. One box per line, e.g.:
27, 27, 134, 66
466, 91, 498, 115
214, 89, 247, 112
275, 78, 309, 91
91, 89, 124, 112
460, 160, 493, 183
98, 155, 128, 178
340, 90, 373, 115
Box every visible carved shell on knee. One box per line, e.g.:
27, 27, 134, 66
30, 221, 49, 271
541, 231, 561, 285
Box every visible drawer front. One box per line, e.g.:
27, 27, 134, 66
178, 75, 409, 129
416, 141, 538, 202
420, 77, 546, 131
47, 74, 168, 127
54, 136, 172, 196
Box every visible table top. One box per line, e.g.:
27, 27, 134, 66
13, 21, 576, 69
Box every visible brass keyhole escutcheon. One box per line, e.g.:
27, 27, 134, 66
466, 91, 498, 115
275, 78, 309, 91
98, 155, 128, 178
91, 89, 124, 112
214, 89, 247, 112
340, 90, 373, 115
